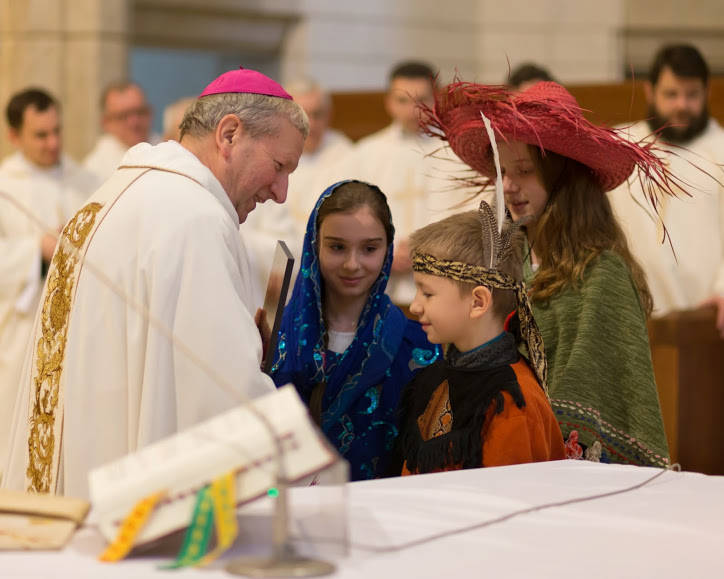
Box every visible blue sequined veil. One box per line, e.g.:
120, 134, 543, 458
271, 180, 439, 480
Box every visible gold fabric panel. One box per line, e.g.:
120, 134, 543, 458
26, 203, 103, 493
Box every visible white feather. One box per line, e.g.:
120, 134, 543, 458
480, 111, 504, 234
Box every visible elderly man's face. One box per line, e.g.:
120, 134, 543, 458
294, 90, 329, 154
103, 86, 152, 148
225, 117, 305, 223
10, 105, 62, 168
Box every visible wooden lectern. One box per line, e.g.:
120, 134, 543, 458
649, 307, 724, 475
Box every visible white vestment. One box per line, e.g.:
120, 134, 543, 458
0, 152, 98, 480
82, 134, 129, 183
609, 119, 724, 316
336, 123, 484, 304
3, 141, 275, 498
243, 129, 353, 305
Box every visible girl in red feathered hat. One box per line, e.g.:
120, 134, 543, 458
423, 81, 673, 467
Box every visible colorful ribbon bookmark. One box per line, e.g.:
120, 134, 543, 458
164, 472, 239, 569
198, 471, 238, 566
161, 485, 215, 569
98, 489, 166, 562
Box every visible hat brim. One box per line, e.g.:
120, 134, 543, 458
431, 83, 645, 192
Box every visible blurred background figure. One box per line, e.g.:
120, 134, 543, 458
83, 81, 156, 182
162, 96, 195, 142
508, 62, 556, 92
383, 61, 437, 136
283, 78, 354, 220
0, 87, 98, 479
610, 44, 724, 336
339, 61, 483, 305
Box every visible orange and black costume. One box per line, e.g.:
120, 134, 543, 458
398, 331, 565, 475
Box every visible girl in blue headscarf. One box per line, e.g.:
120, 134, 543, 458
271, 180, 440, 481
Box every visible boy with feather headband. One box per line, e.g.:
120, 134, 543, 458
396, 200, 566, 475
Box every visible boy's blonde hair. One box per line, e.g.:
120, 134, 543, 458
409, 210, 523, 320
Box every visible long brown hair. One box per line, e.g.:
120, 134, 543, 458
528, 147, 653, 316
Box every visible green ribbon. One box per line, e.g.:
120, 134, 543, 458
160, 485, 215, 570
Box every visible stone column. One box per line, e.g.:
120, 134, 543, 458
0, 0, 131, 161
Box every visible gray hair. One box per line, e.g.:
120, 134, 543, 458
179, 92, 309, 141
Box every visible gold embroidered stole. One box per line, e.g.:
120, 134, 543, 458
24, 167, 152, 494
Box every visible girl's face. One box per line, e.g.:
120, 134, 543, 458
318, 205, 388, 302
497, 141, 549, 223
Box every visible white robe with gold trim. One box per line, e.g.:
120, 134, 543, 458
0, 152, 98, 480
3, 141, 275, 498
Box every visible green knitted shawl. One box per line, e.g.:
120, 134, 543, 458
526, 251, 670, 467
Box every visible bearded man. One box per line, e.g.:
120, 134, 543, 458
610, 44, 724, 336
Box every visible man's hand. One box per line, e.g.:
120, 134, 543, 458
699, 295, 724, 339
40, 232, 59, 264
391, 238, 412, 274
254, 307, 270, 358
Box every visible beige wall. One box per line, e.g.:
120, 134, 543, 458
280, 0, 626, 90
3, 0, 724, 161
624, 0, 724, 76
475, 0, 625, 84
0, 0, 131, 160
280, 0, 479, 89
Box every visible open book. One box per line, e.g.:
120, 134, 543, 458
89, 385, 339, 548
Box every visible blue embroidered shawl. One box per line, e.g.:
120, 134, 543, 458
271, 180, 439, 480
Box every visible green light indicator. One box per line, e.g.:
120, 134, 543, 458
267, 487, 279, 498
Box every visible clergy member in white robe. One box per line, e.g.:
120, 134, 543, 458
609, 45, 724, 335
82, 133, 128, 182
3, 68, 308, 498
83, 81, 157, 182
0, 88, 98, 480
243, 80, 353, 304
610, 119, 724, 317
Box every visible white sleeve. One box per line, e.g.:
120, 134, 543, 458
0, 236, 42, 303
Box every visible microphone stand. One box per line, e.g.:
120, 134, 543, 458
225, 467, 336, 577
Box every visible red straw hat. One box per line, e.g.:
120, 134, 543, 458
425, 81, 665, 192
199, 67, 292, 100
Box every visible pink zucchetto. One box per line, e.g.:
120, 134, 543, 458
199, 67, 292, 100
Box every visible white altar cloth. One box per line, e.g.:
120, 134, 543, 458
4, 460, 722, 578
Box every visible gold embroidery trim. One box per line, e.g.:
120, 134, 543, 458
26, 202, 103, 493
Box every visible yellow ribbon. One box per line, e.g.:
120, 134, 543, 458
98, 489, 166, 562
198, 471, 238, 566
